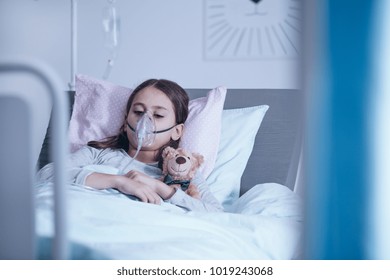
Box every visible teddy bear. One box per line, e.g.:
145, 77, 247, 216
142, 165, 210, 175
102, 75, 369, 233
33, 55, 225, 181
160, 146, 204, 199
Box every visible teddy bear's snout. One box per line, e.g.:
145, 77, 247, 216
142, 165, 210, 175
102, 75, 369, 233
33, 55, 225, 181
175, 156, 187, 165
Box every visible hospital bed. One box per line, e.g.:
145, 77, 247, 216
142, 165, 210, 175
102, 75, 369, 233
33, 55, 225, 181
0, 61, 303, 260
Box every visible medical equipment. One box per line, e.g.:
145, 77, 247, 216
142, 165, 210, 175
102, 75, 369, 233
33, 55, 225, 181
134, 112, 156, 148
128, 112, 156, 163
102, 0, 120, 80
0, 59, 69, 259
69, 0, 121, 85
127, 112, 176, 164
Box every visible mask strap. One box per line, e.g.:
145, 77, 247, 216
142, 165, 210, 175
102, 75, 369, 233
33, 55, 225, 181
154, 125, 177, 134
126, 122, 136, 132
127, 122, 177, 134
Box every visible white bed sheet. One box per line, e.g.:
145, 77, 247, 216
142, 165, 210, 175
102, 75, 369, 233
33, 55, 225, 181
35, 182, 303, 260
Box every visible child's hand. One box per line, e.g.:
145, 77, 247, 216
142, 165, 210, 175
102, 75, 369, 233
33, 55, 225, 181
115, 175, 161, 204
186, 184, 201, 199
124, 170, 159, 188
125, 170, 176, 200
85, 172, 161, 204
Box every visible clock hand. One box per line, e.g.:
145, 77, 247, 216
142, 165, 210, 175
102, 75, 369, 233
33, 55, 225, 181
248, 0, 267, 16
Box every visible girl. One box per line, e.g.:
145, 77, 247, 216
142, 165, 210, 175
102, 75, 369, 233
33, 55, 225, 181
38, 79, 223, 212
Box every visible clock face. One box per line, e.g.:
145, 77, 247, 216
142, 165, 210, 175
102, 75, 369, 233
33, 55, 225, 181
204, 0, 302, 60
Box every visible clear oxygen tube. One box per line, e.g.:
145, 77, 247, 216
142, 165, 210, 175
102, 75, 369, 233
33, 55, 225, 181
123, 114, 155, 201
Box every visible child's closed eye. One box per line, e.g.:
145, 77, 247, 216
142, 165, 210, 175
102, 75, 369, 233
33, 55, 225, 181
134, 110, 145, 116
154, 113, 164, 119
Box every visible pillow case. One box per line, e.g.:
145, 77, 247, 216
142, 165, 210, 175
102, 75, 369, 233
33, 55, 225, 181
206, 105, 269, 207
179, 86, 226, 178
68, 74, 133, 153
68, 74, 226, 178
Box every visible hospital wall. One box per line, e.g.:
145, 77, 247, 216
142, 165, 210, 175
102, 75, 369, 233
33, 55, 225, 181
0, 0, 300, 90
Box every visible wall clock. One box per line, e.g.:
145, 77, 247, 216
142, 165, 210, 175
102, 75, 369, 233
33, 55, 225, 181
204, 0, 301, 60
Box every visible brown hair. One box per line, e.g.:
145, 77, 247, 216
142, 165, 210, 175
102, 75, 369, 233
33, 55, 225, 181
88, 79, 189, 162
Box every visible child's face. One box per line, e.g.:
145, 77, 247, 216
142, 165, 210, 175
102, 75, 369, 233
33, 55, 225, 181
125, 86, 182, 152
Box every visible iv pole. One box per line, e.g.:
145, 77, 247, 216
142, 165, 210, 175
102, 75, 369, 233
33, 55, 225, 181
69, 0, 77, 91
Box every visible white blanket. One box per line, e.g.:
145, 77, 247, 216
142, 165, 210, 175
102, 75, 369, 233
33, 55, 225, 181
35, 182, 303, 260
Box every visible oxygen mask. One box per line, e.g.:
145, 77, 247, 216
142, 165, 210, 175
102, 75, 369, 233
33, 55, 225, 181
134, 112, 156, 148
127, 112, 177, 149
126, 112, 177, 165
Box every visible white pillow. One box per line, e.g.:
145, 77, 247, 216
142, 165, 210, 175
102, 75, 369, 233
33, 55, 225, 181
206, 105, 269, 207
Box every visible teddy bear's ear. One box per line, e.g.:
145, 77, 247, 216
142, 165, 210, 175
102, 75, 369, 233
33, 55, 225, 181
187, 153, 204, 179
162, 146, 176, 159
192, 153, 204, 167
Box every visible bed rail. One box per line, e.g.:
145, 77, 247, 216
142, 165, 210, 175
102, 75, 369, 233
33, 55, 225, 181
0, 59, 69, 259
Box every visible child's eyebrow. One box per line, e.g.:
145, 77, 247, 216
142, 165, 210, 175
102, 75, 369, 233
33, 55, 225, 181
133, 102, 169, 111
153, 106, 169, 111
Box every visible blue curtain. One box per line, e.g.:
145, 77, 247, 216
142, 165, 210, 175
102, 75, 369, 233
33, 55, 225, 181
305, 0, 376, 259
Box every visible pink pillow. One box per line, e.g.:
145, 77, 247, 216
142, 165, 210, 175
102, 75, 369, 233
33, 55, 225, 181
68, 74, 226, 178
68, 74, 133, 153
179, 86, 226, 178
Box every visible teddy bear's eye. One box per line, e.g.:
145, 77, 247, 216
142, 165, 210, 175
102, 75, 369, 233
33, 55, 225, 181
187, 156, 191, 160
